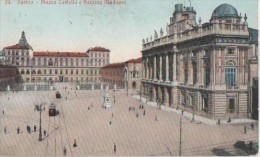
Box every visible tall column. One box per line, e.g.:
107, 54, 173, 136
159, 55, 162, 81
153, 56, 157, 80
142, 59, 146, 80
173, 54, 177, 81
146, 58, 148, 79
166, 53, 169, 82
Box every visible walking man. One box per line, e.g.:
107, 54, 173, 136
143, 110, 145, 116
4, 126, 6, 134
17, 127, 20, 134
155, 115, 158, 121
34, 125, 36, 132
114, 143, 117, 153
44, 130, 46, 136
63, 146, 67, 156
244, 125, 247, 134
251, 123, 254, 130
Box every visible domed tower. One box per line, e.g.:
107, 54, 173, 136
210, 3, 246, 30
169, 3, 197, 34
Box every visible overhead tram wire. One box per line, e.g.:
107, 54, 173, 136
45, 115, 51, 156
58, 103, 64, 156
60, 102, 73, 156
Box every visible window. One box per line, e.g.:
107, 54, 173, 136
184, 62, 188, 83
44, 69, 46, 75
38, 69, 41, 74
192, 62, 197, 84
76, 69, 78, 74
228, 98, 235, 113
202, 96, 208, 112
66, 69, 68, 74
225, 60, 236, 86
225, 68, 236, 86
204, 61, 210, 86
49, 69, 52, 74
26, 69, 30, 75
60, 69, 63, 74
21, 69, 25, 74
227, 48, 235, 55
55, 69, 58, 74
71, 69, 73, 74
81, 69, 83, 74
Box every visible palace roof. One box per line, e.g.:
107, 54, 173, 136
87, 47, 110, 52
33, 52, 88, 57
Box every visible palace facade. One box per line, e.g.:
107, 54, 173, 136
101, 57, 142, 90
141, 3, 258, 119
3, 31, 111, 83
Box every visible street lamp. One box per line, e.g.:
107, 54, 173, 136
35, 102, 45, 141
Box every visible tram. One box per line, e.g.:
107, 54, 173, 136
56, 91, 61, 99
49, 103, 59, 116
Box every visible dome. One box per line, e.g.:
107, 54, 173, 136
212, 4, 239, 18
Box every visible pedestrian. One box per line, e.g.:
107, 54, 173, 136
112, 113, 113, 117
227, 117, 231, 123
244, 126, 247, 134
142, 105, 144, 109
34, 125, 36, 132
217, 119, 220, 125
28, 126, 31, 133
73, 139, 77, 147
181, 110, 184, 115
17, 127, 20, 134
66, 97, 67, 100
4, 126, 6, 134
44, 130, 46, 136
139, 104, 141, 109
43, 106, 45, 111
26, 125, 29, 133
251, 123, 254, 130
155, 115, 158, 121
88, 106, 90, 110
176, 106, 179, 110
109, 121, 112, 125
114, 99, 115, 104
114, 143, 116, 153
2, 110, 4, 114
136, 113, 139, 118
143, 110, 145, 115
63, 146, 67, 156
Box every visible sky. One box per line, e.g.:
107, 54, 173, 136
0, 0, 258, 63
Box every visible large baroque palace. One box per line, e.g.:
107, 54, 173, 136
141, 3, 258, 119
2, 31, 111, 83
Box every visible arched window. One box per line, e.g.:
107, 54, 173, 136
26, 69, 30, 75
21, 69, 25, 74
184, 62, 188, 83
37, 69, 41, 74
225, 60, 236, 86
204, 60, 210, 86
32, 70, 36, 74
192, 62, 197, 85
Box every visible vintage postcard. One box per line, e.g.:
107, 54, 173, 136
0, 0, 259, 156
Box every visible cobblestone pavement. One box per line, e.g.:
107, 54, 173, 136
0, 83, 258, 156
